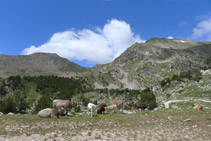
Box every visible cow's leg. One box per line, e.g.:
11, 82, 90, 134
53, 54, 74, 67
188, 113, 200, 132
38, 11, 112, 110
91, 108, 93, 117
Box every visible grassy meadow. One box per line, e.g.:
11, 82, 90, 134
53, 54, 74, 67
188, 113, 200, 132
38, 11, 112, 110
0, 109, 211, 140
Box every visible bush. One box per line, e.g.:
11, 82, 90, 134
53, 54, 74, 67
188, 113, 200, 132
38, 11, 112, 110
79, 95, 90, 106
0, 97, 17, 113
166, 93, 171, 99
34, 96, 52, 114
172, 74, 181, 81
14, 91, 29, 114
138, 89, 157, 110
124, 102, 134, 110
74, 106, 81, 113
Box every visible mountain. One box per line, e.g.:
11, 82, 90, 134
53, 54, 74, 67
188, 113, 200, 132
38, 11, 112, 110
0, 53, 88, 78
1, 38, 211, 105
84, 38, 211, 103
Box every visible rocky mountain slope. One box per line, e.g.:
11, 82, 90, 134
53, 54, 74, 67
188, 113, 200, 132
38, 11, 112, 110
0, 53, 88, 78
84, 38, 211, 103
1, 38, 210, 105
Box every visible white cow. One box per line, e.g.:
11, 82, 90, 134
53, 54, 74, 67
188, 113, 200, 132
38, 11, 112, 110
87, 103, 97, 117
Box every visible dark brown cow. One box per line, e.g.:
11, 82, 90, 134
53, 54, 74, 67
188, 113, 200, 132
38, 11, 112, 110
97, 102, 107, 114
134, 103, 150, 111
97, 105, 105, 114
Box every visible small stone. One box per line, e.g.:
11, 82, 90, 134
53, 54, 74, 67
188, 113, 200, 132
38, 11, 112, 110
192, 125, 197, 128
7, 112, 14, 115
184, 118, 191, 122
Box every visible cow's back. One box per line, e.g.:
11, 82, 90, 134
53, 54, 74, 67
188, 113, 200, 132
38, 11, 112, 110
38, 108, 52, 118
53, 99, 70, 108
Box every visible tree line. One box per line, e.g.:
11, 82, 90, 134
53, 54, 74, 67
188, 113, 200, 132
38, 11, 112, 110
0, 75, 92, 113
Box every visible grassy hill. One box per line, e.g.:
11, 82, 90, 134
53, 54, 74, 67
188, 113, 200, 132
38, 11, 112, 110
0, 53, 88, 78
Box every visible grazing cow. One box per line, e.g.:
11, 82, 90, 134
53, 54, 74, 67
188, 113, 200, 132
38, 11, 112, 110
38, 108, 59, 118
53, 99, 77, 115
105, 104, 118, 113
112, 100, 123, 111
97, 105, 105, 114
134, 103, 150, 111
194, 105, 204, 110
87, 103, 97, 117
98, 102, 107, 108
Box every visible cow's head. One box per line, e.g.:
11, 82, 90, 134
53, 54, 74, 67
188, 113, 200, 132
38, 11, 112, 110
71, 101, 77, 107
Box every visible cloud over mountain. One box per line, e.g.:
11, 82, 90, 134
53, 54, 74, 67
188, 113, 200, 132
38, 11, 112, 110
191, 17, 211, 41
22, 19, 144, 65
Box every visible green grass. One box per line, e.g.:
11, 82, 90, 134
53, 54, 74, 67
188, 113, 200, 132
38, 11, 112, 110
170, 101, 195, 108
179, 85, 211, 98
0, 109, 211, 140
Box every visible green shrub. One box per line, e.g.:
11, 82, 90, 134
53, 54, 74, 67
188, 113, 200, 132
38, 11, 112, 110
74, 106, 81, 113
172, 74, 182, 81
124, 102, 134, 110
138, 88, 157, 110
79, 95, 90, 106
34, 96, 52, 114
166, 93, 171, 99
0, 97, 17, 113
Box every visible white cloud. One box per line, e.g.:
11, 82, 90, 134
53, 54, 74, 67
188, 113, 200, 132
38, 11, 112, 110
22, 19, 144, 64
167, 36, 174, 39
191, 17, 211, 41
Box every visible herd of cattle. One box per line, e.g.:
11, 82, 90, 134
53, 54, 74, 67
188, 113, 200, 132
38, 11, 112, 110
38, 99, 204, 118
38, 99, 150, 118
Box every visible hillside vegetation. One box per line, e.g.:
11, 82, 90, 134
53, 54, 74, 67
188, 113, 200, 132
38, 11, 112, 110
0, 75, 92, 114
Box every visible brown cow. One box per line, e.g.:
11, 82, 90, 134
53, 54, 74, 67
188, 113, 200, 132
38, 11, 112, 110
98, 102, 107, 108
105, 104, 118, 113
134, 103, 150, 111
111, 100, 123, 111
194, 105, 203, 110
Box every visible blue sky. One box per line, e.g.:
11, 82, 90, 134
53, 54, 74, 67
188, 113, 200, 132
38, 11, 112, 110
0, 0, 211, 67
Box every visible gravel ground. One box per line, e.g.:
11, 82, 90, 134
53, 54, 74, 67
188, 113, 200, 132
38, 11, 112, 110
0, 109, 211, 141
